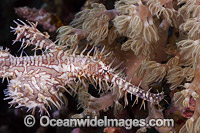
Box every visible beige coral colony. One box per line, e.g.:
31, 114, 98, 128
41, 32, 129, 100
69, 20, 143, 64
1, 0, 200, 132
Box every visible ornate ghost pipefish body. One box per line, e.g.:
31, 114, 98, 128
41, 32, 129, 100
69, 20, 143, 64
1, 20, 165, 115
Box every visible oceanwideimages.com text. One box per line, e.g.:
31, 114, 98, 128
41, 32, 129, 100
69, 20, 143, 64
24, 115, 174, 129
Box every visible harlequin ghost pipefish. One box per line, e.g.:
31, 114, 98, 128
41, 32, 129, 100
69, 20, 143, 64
1, 20, 164, 115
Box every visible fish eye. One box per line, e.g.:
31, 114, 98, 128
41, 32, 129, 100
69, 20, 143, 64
104, 69, 108, 73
